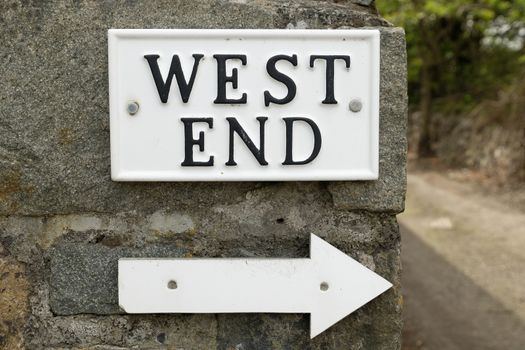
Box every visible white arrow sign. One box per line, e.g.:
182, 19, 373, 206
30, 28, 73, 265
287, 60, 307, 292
118, 234, 392, 338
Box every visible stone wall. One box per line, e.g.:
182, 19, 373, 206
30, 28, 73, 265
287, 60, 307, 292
0, 1, 407, 349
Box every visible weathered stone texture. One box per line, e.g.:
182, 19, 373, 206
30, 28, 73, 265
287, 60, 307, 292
328, 27, 408, 213
0, 0, 406, 349
0, 245, 30, 349
47, 210, 400, 316
0, 0, 397, 217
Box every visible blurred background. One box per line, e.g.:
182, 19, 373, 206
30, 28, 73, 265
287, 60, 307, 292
376, 1, 525, 349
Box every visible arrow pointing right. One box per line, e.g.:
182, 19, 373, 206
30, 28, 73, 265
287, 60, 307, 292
307, 234, 392, 337
119, 234, 392, 338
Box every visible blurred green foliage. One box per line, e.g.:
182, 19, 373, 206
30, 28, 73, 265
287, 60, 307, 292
378, 0, 525, 108
377, 0, 525, 155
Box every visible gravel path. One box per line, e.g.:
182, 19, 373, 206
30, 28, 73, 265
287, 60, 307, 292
400, 170, 525, 350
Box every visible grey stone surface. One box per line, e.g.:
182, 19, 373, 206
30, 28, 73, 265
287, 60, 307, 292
4, 205, 402, 348
0, 0, 398, 217
46, 208, 400, 316
354, 0, 375, 7
45, 241, 400, 349
328, 27, 408, 213
49, 243, 187, 315
0, 0, 406, 349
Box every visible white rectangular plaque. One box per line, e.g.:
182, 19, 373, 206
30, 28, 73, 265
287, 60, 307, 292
108, 29, 380, 181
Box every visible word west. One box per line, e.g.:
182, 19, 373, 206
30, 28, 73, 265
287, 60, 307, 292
144, 53, 351, 166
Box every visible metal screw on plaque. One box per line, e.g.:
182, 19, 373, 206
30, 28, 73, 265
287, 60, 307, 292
320, 282, 329, 291
127, 101, 139, 115
349, 99, 362, 113
167, 280, 178, 290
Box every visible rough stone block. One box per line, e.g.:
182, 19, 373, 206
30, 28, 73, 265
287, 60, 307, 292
328, 27, 408, 213
49, 243, 186, 315
0, 0, 405, 348
46, 235, 400, 348
0, 248, 30, 349
0, 0, 403, 216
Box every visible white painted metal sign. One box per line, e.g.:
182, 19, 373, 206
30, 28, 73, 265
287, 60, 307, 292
119, 234, 392, 338
108, 29, 380, 181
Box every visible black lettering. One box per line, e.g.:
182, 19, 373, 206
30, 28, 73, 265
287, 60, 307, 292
213, 54, 247, 104
264, 54, 298, 107
226, 117, 268, 166
144, 54, 204, 103
180, 118, 214, 166
309, 55, 351, 104
282, 117, 322, 165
